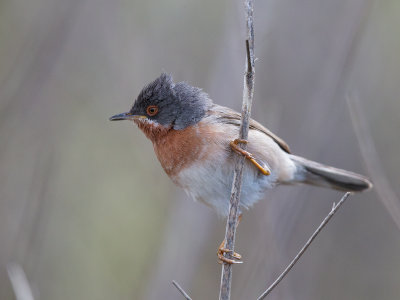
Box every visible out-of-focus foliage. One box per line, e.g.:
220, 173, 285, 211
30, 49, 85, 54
0, 0, 399, 299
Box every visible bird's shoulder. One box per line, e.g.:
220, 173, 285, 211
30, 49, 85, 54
205, 104, 291, 153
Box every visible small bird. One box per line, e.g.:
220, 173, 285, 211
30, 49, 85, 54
110, 73, 372, 263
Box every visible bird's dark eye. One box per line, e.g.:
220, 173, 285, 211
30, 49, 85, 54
146, 105, 159, 116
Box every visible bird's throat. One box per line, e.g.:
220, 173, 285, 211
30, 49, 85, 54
134, 119, 171, 142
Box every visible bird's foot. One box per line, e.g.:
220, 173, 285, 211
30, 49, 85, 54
217, 239, 243, 264
230, 139, 271, 175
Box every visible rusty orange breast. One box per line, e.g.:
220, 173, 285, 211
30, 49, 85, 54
135, 119, 212, 177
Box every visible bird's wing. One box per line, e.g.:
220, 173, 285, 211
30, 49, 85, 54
209, 105, 291, 153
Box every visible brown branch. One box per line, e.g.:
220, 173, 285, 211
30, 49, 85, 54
172, 280, 192, 300
257, 192, 351, 299
218, 1, 255, 300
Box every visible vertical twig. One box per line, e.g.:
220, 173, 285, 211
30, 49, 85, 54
257, 192, 351, 299
218, 1, 255, 300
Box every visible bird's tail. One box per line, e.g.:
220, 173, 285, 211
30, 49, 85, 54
289, 154, 372, 192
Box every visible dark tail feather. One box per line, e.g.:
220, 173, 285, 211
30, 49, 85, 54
290, 155, 372, 192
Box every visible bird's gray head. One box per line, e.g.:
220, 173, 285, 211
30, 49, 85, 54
110, 73, 212, 130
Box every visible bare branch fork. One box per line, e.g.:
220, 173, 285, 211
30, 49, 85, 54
219, 1, 255, 300
257, 192, 351, 299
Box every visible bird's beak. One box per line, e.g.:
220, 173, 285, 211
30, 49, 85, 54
109, 112, 146, 121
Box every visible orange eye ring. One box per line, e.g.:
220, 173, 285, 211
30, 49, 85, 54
146, 105, 159, 116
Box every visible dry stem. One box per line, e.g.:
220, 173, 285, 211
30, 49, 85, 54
257, 192, 351, 299
218, 1, 255, 300
172, 280, 192, 300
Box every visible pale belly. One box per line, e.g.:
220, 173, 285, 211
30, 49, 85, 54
152, 120, 297, 217
172, 151, 279, 217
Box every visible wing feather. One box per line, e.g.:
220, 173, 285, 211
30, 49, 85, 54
208, 105, 291, 153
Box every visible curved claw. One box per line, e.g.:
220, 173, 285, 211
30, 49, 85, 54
217, 240, 243, 264
230, 139, 271, 176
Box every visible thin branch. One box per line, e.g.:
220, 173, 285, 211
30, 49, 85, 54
257, 192, 351, 300
172, 280, 192, 300
7, 263, 35, 300
218, 1, 255, 300
246, 40, 252, 73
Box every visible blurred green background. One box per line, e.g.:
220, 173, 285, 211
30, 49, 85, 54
1, 0, 400, 299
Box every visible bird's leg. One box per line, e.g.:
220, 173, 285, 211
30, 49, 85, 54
218, 215, 243, 264
230, 139, 271, 175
